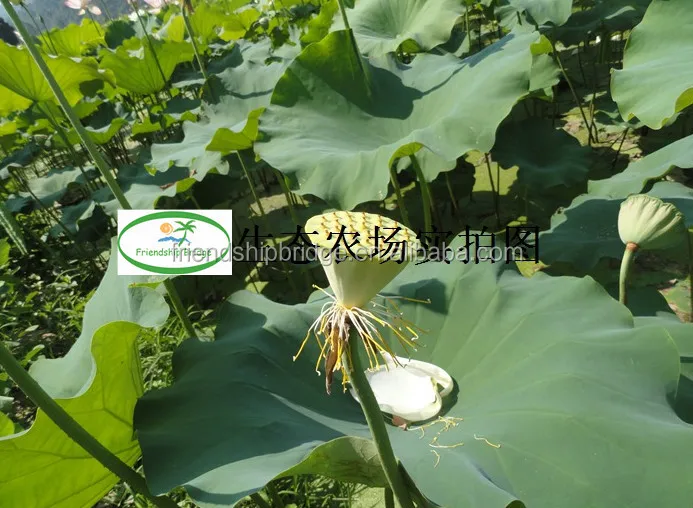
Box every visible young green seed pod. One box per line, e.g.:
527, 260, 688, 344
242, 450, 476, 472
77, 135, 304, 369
305, 211, 422, 308
617, 194, 685, 251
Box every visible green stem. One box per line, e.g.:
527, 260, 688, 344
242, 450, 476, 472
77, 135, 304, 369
236, 152, 299, 298
38, 16, 59, 54
249, 492, 272, 508
688, 230, 693, 323
335, 0, 370, 95
484, 153, 500, 228
385, 488, 395, 508
274, 169, 300, 226
0, 342, 179, 508
181, 6, 215, 101
346, 343, 415, 508
265, 482, 284, 507
2, 0, 198, 339
444, 171, 458, 215
163, 279, 197, 339
86, 10, 103, 36
389, 165, 410, 227
618, 243, 638, 305
129, 0, 168, 88
549, 35, 594, 145
409, 154, 432, 232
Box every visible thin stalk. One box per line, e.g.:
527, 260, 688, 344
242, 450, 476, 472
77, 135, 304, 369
409, 154, 432, 232
181, 6, 216, 101
163, 278, 197, 339
618, 243, 638, 305
3, 0, 198, 339
385, 488, 395, 508
345, 342, 415, 508
688, 231, 693, 323
335, 0, 371, 94
236, 152, 299, 298
249, 493, 272, 508
549, 36, 594, 145
38, 103, 96, 193
444, 171, 458, 215
389, 165, 411, 227
99, 0, 114, 21
129, 0, 168, 88
265, 483, 284, 507
20, 3, 41, 36
38, 16, 59, 54
86, 10, 103, 36
274, 169, 300, 227
612, 127, 629, 170
484, 153, 500, 227
0, 342, 179, 508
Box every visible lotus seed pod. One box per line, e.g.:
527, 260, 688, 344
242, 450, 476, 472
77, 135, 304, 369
617, 194, 685, 251
305, 211, 422, 308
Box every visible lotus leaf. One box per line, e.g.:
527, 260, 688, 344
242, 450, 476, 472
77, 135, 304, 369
136, 236, 693, 508
256, 29, 539, 209
330, 0, 466, 56
611, 0, 693, 129
100, 39, 194, 95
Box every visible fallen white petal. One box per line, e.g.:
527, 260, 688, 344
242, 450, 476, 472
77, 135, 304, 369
350, 353, 453, 422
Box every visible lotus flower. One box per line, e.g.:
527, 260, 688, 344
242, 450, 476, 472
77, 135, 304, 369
64, 0, 102, 15
295, 211, 426, 393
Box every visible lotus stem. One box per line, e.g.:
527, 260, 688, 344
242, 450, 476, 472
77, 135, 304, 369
484, 153, 500, 227
129, 0, 168, 88
2, 0, 199, 339
389, 165, 411, 227
0, 341, 179, 508
236, 152, 299, 298
181, 5, 216, 101
274, 169, 300, 226
385, 488, 395, 508
410, 154, 432, 232
444, 172, 458, 215
618, 242, 638, 305
345, 339, 415, 508
688, 230, 693, 323
335, 0, 371, 96
549, 35, 594, 145
249, 492, 271, 508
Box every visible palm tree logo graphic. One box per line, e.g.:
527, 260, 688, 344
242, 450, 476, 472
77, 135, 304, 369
172, 220, 197, 246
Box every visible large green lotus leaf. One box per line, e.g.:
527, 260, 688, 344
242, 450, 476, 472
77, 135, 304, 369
29, 242, 170, 399
0, 41, 110, 106
0, 85, 31, 116
330, 0, 465, 56
0, 322, 145, 508
25, 166, 98, 207
97, 160, 196, 215
256, 29, 538, 209
99, 39, 194, 95
219, 8, 261, 41
540, 181, 693, 270
147, 111, 230, 179
58, 118, 126, 147
588, 133, 693, 198
40, 18, 104, 57
495, 0, 573, 28
150, 43, 294, 171
0, 412, 14, 437
554, 0, 651, 46
135, 235, 693, 508
190, 3, 228, 44
492, 118, 589, 190
611, 0, 693, 129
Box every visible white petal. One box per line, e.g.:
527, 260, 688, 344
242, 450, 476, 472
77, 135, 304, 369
64, 0, 81, 8
349, 353, 453, 422
89, 5, 102, 14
